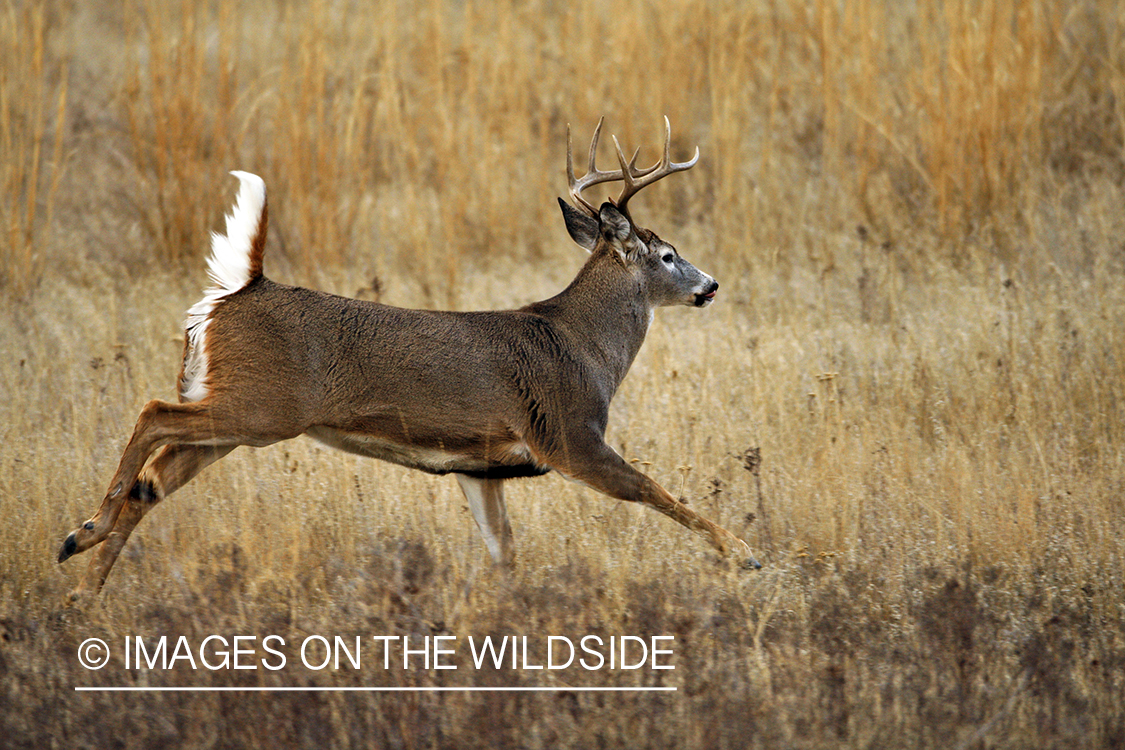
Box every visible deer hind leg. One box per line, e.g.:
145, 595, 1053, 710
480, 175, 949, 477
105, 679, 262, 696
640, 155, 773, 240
59, 398, 295, 564
546, 435, 761, 569
68, 445, 235, 599
455, 474, 515, 568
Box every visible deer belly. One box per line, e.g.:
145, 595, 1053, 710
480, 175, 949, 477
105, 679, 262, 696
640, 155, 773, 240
304, 425, 547, 478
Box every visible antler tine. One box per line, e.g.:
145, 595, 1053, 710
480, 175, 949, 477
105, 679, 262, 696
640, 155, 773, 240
585, 117, 603, 178
620, 143, 661, 179
611, 115, 699, 220
567, 117, 628, 218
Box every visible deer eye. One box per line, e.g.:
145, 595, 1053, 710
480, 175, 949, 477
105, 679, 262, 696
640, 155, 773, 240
661, 253, 674, 264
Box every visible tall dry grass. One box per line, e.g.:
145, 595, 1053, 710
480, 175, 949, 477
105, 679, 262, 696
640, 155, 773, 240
2, 0, 1124, 747
101, 0, 1123, 281
0, 1, 67, 294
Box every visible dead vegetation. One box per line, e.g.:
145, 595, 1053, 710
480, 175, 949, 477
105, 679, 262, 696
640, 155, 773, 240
1, 0, 1123, 747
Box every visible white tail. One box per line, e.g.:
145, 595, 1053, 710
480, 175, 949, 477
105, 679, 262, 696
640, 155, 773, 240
181, 171, 267, 402
58, 120, 759, 598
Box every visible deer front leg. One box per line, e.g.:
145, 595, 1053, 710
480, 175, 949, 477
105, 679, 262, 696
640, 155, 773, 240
548, 434, 761, 569
67, 445, 235, 599
455, 474, 515, 568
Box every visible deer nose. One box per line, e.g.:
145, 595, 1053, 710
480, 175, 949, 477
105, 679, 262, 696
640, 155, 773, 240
695, 279, 719, 307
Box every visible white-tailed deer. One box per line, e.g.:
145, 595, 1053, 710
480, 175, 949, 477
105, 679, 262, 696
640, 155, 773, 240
58, 118, 759, 597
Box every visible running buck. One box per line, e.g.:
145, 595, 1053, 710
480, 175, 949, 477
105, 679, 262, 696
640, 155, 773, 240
58, 118, 759, 597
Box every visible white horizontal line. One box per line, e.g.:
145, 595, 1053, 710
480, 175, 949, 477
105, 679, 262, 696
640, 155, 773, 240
75, 686, 676, 693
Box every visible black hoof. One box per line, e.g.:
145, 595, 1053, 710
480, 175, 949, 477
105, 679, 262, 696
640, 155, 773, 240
741, 556, 763, 571
58, 533, 77, 563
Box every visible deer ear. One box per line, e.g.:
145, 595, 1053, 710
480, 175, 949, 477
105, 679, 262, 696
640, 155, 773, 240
558, 198, 599, 252
598, 202, 632, 243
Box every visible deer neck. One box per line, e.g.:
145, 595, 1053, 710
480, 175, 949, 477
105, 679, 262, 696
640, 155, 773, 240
534, 251, 652, 392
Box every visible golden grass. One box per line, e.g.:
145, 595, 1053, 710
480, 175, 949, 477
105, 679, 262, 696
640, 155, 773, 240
0, 0, 67, 294
2, 0, 1124, 747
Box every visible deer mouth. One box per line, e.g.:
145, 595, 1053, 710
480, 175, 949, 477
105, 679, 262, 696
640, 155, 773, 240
694, 290, 717, 307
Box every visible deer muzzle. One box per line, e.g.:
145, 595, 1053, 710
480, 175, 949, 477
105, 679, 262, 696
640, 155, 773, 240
694, 280, 719, 307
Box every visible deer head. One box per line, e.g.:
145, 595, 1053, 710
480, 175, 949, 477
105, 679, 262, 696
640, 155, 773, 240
557, 117, 718, 309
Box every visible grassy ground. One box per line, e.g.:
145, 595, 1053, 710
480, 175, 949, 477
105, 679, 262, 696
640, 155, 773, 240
2, 0, 1124, 747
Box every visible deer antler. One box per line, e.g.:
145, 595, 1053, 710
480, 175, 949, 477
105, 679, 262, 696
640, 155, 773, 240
567, 118, 628, 216
610, 116, 699, 222
566, 117, 698, 221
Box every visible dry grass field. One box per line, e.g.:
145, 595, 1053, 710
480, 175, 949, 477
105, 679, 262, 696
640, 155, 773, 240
2, 0, 1124, 747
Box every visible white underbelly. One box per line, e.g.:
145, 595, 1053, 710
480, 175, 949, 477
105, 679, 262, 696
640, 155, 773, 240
305, 425, 491, 474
